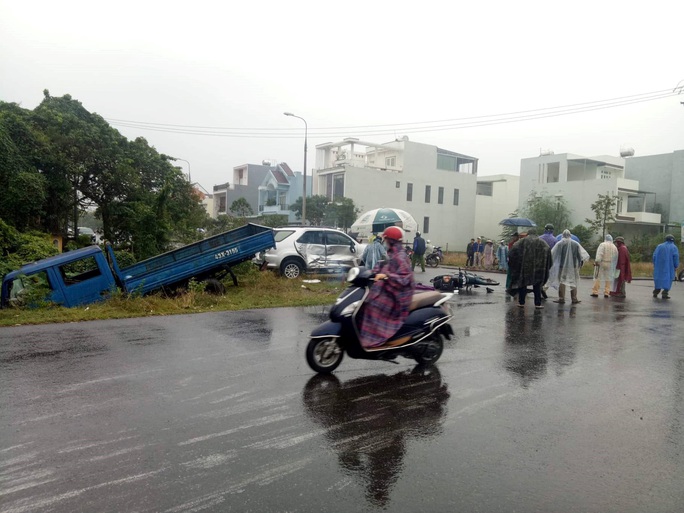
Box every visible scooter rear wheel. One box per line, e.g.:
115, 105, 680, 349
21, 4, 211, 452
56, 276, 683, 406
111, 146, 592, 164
426, 256, 439, 268
306, 338, 344, 374
413, 333, 444, 365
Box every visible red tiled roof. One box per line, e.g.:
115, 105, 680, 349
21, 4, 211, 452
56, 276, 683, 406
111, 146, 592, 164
279, 162, 295, 176
272, 169, 289, 184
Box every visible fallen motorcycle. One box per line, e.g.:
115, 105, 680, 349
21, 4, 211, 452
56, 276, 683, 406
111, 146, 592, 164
431, 268, 500, 292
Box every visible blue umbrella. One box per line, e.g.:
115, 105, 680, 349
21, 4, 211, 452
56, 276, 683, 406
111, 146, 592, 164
499, 217, 537, 227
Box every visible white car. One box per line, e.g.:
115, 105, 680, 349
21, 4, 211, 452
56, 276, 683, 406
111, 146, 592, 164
263, 227, 365, 279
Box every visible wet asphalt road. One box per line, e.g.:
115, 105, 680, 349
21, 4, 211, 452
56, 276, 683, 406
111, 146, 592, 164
1, 270, 683, 513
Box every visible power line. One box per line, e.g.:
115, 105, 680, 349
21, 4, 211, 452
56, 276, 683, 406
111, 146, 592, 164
106, 89, 679, 139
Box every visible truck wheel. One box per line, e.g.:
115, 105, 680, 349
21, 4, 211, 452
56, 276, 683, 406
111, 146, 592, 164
204, 278, 225, 295
306, 338, 344, 374
280, 259, 304, 279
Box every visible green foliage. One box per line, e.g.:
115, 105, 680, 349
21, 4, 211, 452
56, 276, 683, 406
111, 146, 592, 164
112, 249, 136, 268
0, 218, 59, 280
254, 215, 288, 228
207, 215, 243, 236
323, 197, 360, 231
519, 192, 573, 232
291, 195, 334, 226
0, 93, 208, 262
570, 224, 594, 246
229, 197, 254, 218
585, 193, 617, 239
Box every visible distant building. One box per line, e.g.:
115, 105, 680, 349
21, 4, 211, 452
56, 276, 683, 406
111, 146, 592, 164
212, 162, 308, 223
192, 184, 213, 218
314, 137, 478, 249
474, 174, 520, 242
518, 152, 661, 239
624, 149, 684, 232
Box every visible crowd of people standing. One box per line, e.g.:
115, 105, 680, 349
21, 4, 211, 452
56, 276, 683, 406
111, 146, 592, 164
493, 224, 680, 308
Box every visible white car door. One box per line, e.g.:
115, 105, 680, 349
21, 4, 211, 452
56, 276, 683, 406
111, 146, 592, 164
324, 231, 358, 271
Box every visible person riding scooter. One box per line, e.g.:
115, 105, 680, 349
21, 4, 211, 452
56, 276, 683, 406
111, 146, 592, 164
357, 226, 415, 348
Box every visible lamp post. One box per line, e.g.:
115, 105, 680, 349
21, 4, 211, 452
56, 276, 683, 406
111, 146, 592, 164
284, 112, 307, 225
174, 158, 191, 183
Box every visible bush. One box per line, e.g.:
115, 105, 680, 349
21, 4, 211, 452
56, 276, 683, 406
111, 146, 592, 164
0, 219, 59, 281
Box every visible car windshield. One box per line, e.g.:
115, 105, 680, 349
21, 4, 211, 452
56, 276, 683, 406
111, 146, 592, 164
274, 230, 295, 243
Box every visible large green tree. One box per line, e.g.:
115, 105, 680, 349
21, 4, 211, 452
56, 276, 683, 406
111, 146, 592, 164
0, 91, 208, 261
520, 192, 573, 232
291, 195, 330, 226
324, 197, 360, 232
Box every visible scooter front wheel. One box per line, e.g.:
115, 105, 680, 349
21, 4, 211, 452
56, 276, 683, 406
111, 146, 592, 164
306, 338, 344, 374
413, 333, 444, 365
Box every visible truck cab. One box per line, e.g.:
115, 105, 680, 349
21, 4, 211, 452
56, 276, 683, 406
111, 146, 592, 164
1, 246, 116, 308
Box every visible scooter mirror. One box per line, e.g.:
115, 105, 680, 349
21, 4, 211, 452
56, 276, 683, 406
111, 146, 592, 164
347, 267, 360, 282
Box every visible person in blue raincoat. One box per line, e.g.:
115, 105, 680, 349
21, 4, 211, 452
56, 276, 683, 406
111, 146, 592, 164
361, 234, 387, 270
652, 234, 680, 299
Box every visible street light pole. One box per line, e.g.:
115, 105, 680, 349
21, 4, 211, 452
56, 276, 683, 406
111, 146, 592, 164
174, 158, 191, 183
284, 112, 307, 225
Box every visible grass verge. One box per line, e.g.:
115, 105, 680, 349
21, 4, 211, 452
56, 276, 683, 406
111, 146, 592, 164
0, 270, 344, 328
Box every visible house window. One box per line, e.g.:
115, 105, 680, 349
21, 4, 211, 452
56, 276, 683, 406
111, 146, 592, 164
425, 185, 431, 203
600, 168, 612, 179
395, 181, 400, 188
423, 217, 430, 234
453, 189, 459, 205
333, 174, 345, 200
438, 186, 444, 204
385, 156, 396, 167
476, 182, 493, 196
407, 183, 413, 201
218, 195, 227, 213
437, 153, 458, 171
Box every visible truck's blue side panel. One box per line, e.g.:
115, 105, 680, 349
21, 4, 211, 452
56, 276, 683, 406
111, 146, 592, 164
117, 224, 275, 295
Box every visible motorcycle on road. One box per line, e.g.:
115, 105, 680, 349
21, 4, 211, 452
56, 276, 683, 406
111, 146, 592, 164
306, 267, 454, 374
425, 246, 444, 268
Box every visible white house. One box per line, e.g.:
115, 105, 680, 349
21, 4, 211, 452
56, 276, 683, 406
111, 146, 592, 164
474, 174, 520, 242
624, 149, 684, 233
518, 152, 661, 239
314, 137, 478, 251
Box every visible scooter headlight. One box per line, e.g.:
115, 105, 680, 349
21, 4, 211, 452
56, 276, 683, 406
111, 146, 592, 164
340, 300, 361, 316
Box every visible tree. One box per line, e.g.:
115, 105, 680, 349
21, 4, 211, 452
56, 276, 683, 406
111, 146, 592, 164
229, 197, 254, 218
585, 193, 617, 240
291, 195, 329, 226
520, 192, 573, 232
569, 224, 594, 246
323, 197, 360, 231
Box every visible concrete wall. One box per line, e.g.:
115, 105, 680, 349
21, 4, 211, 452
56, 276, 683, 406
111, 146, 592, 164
475, 175, 520, 242
625, 150, 684, 227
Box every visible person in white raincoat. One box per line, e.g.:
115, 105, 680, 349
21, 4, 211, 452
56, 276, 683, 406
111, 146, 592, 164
549, 230, 590, 304
591, 234, 618, 298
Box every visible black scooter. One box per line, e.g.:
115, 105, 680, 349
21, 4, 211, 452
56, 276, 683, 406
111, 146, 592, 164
306, 267, 454, 374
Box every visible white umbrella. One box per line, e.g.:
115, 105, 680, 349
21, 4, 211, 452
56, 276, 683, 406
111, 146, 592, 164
351, 208, 418, 240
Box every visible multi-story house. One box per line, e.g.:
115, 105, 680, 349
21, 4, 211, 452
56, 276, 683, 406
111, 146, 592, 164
519, 152, 661, 239
624, 149, 684, 234
474, 174, 520, 242
313, 137, 478, 250
212, 162, 308, 223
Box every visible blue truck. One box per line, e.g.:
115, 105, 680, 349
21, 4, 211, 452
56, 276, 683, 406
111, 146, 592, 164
1, 223, 276, 308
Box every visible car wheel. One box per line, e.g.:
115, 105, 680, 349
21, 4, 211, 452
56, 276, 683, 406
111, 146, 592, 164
280, 258, 304, 279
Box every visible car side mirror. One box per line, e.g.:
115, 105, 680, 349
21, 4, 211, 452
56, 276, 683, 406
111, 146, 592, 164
350, 244, 356, 254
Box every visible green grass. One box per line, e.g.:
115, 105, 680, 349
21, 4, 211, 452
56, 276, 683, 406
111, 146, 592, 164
0, 271, 344, 327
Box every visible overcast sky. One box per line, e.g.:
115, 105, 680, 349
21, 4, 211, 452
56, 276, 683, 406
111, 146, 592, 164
1, 0, 682, 190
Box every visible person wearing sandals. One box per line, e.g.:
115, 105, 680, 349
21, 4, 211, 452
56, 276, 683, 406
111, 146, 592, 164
549, 230, 590, 304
